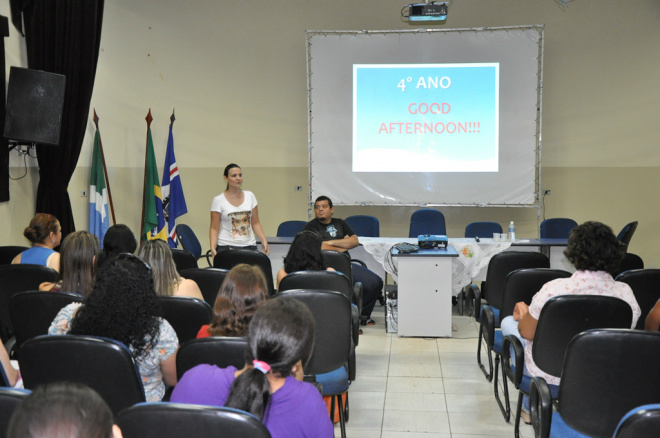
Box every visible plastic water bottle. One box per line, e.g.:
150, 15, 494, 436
509, 221, 516, 241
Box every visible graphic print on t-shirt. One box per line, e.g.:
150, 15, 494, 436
326, 225, 338, 238
230, 210, 253, 240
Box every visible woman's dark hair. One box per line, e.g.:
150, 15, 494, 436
208, 264, 268, 336
23, 213, 59, 245
69, 253, 161, 358
98, 224, 137, 267
225, 298, 315, 420
563, 221, 625, 273
59, 231, 101, 298
283, 230, 326, 274
7, 382, 115, 438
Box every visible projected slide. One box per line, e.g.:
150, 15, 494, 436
353, 63, 499, 172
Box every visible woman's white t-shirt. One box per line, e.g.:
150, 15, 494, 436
211, 191, 258, 247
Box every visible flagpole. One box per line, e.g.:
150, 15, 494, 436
141, 109, 153, 238
93, 110, 116, 225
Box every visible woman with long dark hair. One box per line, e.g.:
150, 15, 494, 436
197, 263, 268, 338
40, 230, 100, 297
49, 253, 179, 402
276, 230, 333, 288
97, 224, 137, 268
172, 298, 333, 438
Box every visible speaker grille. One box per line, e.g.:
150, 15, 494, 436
4, 67, 66, 146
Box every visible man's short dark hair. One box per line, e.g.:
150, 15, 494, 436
314, 196, 332, 209
563, 221, 625, 274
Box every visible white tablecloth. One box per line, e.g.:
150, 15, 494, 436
359, 237, 512, 295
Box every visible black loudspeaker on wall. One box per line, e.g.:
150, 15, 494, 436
3, 67, 66, 146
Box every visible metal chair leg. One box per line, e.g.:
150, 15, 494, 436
477, 324, 494, 381
493, 354, 511, 422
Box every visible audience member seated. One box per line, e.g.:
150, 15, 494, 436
276, 230, 334, 288
171, 298, 333, 438
39, 230, 100, 297
197, 263, 268, 338
12, 213, 61, 272
49, 253, 179, 402
501, 220, 641, 422
304, 195, 383, 326
138, 239, 203, 300
97, 224, 137, 268
1, 342, 19, 387
644, 300, 660, 331
7, 381, 122, 438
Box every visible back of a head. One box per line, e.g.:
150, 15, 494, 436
99, 225, 137, 267
284, 230, 325, 273
209, 263, 268, 336
70, 253, 161, 357
23, 213, 59, 245
7, 382, 115, 438
59, 231, 101, 297
137, 239, 179, 296
225, 297, 315, 419
563, 221, 625, 273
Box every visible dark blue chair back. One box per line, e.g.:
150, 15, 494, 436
176, 224, 203, 260
345, 215, 380, 237
117, 403, 271, 438
465, 221, 502, 238
617, 221, 638, 249
409, 209, 446, 238
539, 218, 577, 239
276, 220, 306, 237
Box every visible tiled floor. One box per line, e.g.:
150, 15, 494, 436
337, 304, 534, 438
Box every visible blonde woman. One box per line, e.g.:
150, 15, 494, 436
137, 239, 203, 300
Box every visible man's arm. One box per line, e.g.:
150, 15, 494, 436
323, 234, 359, 251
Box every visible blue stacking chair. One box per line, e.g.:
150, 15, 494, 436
176, 224, 212, 267
118, 403, 271, 438
613, 404, 660, 438
345, 215, 380, 237
465, 221, 502, 238
617, 221, 638, 251
539, 218, 577, 239
504, 297, 633, 438
276, 220, 306, 237
529, 330, 660, 438
409, 209, 446, 237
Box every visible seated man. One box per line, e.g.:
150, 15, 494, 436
500, 221, 641, 423
304, 196, 383, 326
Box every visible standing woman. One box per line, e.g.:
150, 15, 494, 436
209, 163, 269, 256
12, 213, 61, 272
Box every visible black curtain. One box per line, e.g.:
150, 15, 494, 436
12, 0, 104, 238
0, 16, 9, 202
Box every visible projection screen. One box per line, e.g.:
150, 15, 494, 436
306, 26, 544, 207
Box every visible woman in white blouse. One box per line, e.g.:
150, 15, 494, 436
209, 163, 269, 256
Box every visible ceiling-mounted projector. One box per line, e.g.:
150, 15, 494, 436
403, 1, 448, 22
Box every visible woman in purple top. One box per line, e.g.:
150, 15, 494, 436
172, 298, 333, 438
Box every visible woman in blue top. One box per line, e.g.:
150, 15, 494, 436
12, 213, 61, 272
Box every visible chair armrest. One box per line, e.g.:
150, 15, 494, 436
481, 305, 496, 349
530, 376, 553, 438
353, 281, 364, 316
502, 334, 524, 387
351, 259, 367, 268
351, 305, 360, 347
469, 283, 482, 322
204, 250, 213, 267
